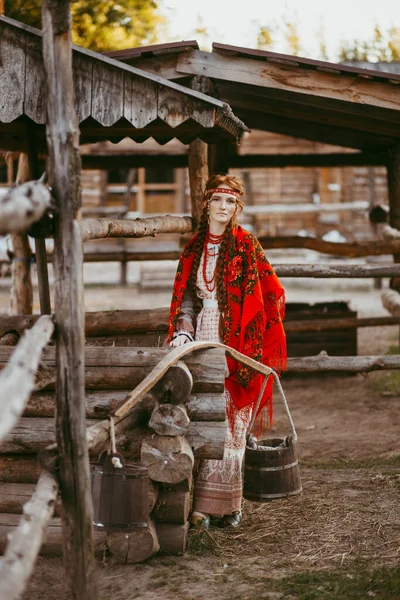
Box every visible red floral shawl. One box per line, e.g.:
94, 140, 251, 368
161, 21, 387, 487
167, 226, 286, 427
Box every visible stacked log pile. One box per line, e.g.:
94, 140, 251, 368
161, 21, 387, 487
0, 346, 226, 561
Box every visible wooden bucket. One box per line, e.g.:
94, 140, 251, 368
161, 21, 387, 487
91, 452, 149, 532
243, 436, 302, 502
243, 370, 302, 503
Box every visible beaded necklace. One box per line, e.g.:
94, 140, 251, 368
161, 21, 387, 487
202, 230, 224, 292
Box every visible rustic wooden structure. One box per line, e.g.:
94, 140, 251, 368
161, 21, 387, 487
2, 17, 400, 597
0, 10, 249, 600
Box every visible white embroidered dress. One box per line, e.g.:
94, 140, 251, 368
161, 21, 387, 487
182, 241, 252, 516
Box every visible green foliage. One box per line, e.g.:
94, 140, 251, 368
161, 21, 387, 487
4, 0, 41, 29
339, 25, 400, 62
3, 0, 165, 51
72, 0, 165, 51
275, 565, 400, 599
303, 455, 400, 469
285, 21, 300, 56
257, 26, 274, 51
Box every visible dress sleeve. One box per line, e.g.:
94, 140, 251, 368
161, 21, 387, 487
176, 288, 195, 335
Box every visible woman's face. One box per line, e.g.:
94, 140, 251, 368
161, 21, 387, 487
208, 189, 237, 228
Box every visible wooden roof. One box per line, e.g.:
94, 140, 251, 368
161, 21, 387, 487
0, 18, 248, 153
112, 41, 400, 151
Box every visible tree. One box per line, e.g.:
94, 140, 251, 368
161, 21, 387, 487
285, 21, 301, 56
4, 0, 165, 51
257, 26, 274, 51
339, 25, 400, 62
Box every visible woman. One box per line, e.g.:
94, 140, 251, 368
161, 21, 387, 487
167, 174, 286, 531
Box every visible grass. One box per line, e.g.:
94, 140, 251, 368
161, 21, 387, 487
303, 456, 400, 469
370, 343, 400, 394
273, 565, 400, 599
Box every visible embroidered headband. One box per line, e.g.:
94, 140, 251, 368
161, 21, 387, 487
207, 187, 241, 199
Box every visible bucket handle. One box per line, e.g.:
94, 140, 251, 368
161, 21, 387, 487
247, 370, 297, 444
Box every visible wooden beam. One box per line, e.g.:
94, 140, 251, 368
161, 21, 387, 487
258, 236, 400, 257
235, 109, 394, 149
0, 315, 53, 444
0, 470, 59, 600
27, 131, 52, 315
188, 76, 211, 227
218, 86, 400, 139
10, 154, 33, 315
285, 352, 400, 374
176, 50, 400, 112
81, 215, 193, 243
41, 2, 98, 598
274, 264, 400, 278
388, 146, 400, 231
78, 152, 369, 169
285, 315, 400, 333
80, 151, 388, 170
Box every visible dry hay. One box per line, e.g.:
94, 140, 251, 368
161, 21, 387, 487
188, 467, 400, 575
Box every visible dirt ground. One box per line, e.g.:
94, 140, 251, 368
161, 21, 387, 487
8, 271, 400, 599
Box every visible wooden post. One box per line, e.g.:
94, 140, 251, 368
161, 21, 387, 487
10, 154, 33, 315
388, 146, 400, 232
188, 76, 212, 228
387, 145, 400, 307
27, 134, 52, 315
6, 153, 14, 185
41, 1, 98, 597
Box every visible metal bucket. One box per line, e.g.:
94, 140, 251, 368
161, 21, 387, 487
243, 436, 302, 502
90, 452, 149, 532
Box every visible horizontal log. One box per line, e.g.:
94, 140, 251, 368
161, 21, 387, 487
31, 364, 224, 393
81, 215, 193, 243
284, 315, 400, 333
185, 393, 226, 421
0, 418, 100, 455
152, 361, 193, 404
285, 352, 400, 373
248, 201, 369, 216
0, 513, 107, 557
85, 333, 167, 347
141, 435, 194, 484
121, 421, 226, 461
0, 483, 41, 514
0, 470, 58, 599
186, 421, 226, 459
24, 390, 224, 421
0, 417, 223, 463
149, 404, 190, 436
274, 264, 400, 278
152, 488, 190, 524
24, 390, 130, 419
156, 522, 189, 556
258, 236, 400, 258
0, 310, 170, 338
0, 315, 54, 444
5, 311, 397, 347
106, 520, 159, 564
381, 289, 400, 316
0, 455, 40, 484
0, 333, 19, 346
84, 309, 169, 336
0, 347, 224, 394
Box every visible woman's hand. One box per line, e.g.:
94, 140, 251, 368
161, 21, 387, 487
169, 332, 193, 347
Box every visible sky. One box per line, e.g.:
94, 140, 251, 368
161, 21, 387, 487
160, 0, 400, 61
